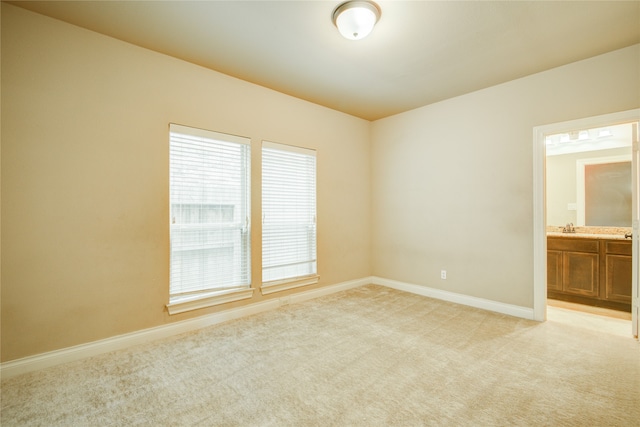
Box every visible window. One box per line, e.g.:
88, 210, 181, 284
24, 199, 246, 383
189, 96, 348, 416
262, 141, 318, 294
167, 124, 252, 314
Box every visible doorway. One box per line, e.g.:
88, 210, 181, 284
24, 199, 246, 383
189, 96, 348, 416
533, 109, 640, 338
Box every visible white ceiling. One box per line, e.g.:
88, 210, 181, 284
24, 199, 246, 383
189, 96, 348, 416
8, 0, 640, 121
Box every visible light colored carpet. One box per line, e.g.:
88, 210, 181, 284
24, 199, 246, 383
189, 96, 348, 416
2, 284, 639, 426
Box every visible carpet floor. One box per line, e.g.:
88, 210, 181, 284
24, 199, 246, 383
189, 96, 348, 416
2, 284, 639, 426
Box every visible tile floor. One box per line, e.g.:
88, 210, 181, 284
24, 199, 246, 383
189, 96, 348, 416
546, 299, 633, 338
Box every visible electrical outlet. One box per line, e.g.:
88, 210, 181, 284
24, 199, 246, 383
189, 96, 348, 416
441, 270, 447, 280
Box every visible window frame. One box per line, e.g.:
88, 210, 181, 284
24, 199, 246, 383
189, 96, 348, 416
166, 123, 253, 315
261, 140, 319, 295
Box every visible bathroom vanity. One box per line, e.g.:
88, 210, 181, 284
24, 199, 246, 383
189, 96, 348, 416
547, 231, 632, 312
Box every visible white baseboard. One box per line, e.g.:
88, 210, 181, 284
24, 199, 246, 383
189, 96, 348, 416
372, 276, 535, 320
1, 277, 370, 379
1, 276, 534, 379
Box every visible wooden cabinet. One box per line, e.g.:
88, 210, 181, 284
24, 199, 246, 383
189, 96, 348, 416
547, 237, 599, 297
563, 251, 599, 297
604, 241, 633, 304
547, 236, 631, 312
547, 250, 563, 291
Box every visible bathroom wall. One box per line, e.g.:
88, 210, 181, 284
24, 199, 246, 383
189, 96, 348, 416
547, 147, 631, 226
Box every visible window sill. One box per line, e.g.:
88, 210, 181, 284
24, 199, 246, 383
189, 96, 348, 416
166, 287, 254, 315
260, 275, 320, 295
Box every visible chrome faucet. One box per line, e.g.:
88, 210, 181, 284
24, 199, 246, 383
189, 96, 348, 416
562, 223, 575, 233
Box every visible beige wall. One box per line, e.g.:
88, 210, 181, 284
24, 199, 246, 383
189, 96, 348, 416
1, 4, 371, 362
371, 44, 640, 308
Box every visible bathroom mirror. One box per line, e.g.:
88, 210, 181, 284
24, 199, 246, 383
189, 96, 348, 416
546, 123, 633, 227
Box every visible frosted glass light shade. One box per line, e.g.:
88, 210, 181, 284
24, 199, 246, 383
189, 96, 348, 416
332, 1, 381, 40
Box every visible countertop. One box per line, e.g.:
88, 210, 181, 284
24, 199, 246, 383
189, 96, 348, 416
546, 226, 631, 241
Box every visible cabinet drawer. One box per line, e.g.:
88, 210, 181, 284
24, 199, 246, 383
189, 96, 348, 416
547, 238, 598, 253
605, 240, 632, 256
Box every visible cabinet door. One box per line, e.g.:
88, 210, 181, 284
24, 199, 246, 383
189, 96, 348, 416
605, 254, 632, 303
563, 252, 599, 297
547, 250, 563, 291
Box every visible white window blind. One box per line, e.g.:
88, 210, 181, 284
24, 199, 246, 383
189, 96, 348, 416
169, 124, 251, 301
262, 141, 317, 284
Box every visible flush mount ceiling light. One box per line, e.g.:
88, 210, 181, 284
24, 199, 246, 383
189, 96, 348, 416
332, 1, 381, 40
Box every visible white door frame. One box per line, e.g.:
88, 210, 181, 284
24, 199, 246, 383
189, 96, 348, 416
533, 109, 640, 329
631, 122, 639, 338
